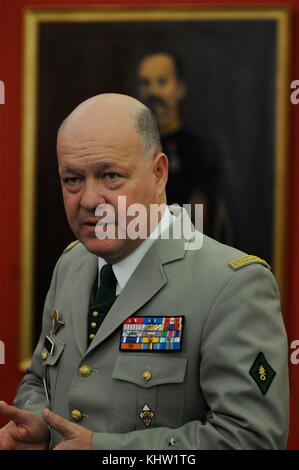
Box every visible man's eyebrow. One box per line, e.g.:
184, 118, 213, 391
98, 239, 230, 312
60, 162, 117, 175
89, 162, 118, 172
60, 166, 83, 176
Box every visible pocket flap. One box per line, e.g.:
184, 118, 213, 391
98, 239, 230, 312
112, 353, 187, 388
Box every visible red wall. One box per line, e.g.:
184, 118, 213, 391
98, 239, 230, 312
0, 0, 299, 449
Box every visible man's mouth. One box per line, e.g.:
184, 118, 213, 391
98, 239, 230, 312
83, 219, 116, 227
83, 218, 98, 227
145, 95, 167, 109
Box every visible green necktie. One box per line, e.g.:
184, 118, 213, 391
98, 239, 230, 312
87, 264, 117, 346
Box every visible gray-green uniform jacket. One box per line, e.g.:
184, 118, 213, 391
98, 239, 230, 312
14, 206, 289, 449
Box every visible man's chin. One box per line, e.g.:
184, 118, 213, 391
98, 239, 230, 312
79, 236, 141, 264
81, 236, 114, 253
79, 237, 123, 261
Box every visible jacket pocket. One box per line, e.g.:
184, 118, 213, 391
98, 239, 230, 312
110, 353, 187, 432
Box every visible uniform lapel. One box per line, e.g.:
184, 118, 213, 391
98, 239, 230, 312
71, 252, 98, 356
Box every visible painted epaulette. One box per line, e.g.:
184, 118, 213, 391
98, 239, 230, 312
63, 240, 79, 253
228, 255, 271, 271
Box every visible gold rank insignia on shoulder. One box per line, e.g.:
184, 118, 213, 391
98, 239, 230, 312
228, 255, 271, 271
63, 240, 79, 253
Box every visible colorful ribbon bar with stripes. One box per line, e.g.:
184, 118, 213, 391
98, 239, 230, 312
120, 316, 184, 351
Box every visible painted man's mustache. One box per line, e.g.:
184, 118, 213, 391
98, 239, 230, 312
144, 95, 168, 109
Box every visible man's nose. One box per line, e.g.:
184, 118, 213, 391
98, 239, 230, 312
147, 79, 161, 95
80, 179, 106, 211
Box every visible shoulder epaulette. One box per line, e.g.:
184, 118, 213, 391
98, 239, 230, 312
63, 240, 79, 253
228, 255, 271, 271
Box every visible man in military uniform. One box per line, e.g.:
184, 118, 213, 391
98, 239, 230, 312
136, 51, 239, 244
0, 94, 289, 450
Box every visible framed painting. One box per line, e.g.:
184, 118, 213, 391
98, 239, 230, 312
20, 6, 291, 367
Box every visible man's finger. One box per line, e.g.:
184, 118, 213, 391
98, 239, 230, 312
0, 401, 33, 425
43, 409, 75, 439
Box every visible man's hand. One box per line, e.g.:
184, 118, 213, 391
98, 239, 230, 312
0, 401, 49, 450
43, 409, 93, 450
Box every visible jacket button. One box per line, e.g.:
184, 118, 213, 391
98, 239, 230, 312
70, 409, 83, 422
142, 371, 152, 382
41, 352, 48, 361
79, 364, 92, 377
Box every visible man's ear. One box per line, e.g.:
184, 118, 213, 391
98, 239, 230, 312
153, 152, 169, 192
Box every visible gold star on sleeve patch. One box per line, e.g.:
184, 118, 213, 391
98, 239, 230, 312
249, 352, 276, 395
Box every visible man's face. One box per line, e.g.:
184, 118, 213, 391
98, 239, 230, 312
57, 114, 167, 263
137, 54, 185, 126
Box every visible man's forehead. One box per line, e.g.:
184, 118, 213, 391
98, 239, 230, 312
57, 139, 140, 160
57, 119, 140, 152
57, 133, 144, 168
138, 54, 176, 76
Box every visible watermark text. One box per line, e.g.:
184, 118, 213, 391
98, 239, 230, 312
0, 81, 5, 104
94, 199, 203, 250
290, 339, 299, 365
0, 341, 5, 364
290, 80, 299, 105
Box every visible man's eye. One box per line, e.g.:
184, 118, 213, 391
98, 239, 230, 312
104, 173, 119, 180
138, 78, 150, 88
63, 177, 81, 184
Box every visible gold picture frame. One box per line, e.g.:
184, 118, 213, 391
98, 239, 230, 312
20, 6, 291, 369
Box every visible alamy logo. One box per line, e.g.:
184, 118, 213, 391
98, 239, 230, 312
94, 199, 203, 250
0, 81, 5, 104
290, 80, 299, 105
0, 341, 5, 364
290, 339, 299, 365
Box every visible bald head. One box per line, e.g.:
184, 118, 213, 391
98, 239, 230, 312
58, 93, 162, 160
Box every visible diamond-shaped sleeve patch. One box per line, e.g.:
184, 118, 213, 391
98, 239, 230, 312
249, 352, 276, 395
